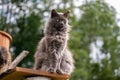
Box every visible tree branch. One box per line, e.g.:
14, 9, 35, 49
8, 50, 29, 69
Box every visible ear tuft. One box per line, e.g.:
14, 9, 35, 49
51, 9, 58, 18
63, 10, 70, 18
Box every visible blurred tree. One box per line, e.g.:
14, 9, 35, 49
70, 0, 120, 80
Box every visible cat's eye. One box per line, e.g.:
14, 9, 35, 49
64, 20, 66, 24
56, 19, 59, 22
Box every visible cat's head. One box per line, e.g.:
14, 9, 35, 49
49, 9, 70, 31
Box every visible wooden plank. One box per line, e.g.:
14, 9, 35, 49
0, 67, 69, 80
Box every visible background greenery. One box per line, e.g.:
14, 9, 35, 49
0, 0, 120, 80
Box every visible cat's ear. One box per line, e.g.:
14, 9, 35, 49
63, 10, 70, 18
51, 9, 58, 18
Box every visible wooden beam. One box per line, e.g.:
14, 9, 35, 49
0, 67, 69, 80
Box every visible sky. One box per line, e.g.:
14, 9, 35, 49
105, 0, 120, 13
73, 0, 120, 25
74, 0, 120, 13
105, 0, 120, 26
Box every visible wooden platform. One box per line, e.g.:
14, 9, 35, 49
0, 67, 69, 80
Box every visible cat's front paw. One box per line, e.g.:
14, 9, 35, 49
47, 68, 55, 73
56, 69, 65, 74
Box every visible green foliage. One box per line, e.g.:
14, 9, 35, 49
12, 13, 42, 67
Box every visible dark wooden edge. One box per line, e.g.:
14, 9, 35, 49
15, 67, 69, 79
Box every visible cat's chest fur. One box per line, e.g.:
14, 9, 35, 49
46, 34, 67, 53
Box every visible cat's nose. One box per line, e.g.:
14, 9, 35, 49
60, 22, 64, 26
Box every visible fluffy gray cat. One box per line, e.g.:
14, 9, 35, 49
34, 9, 74, 75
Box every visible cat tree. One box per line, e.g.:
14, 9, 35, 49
0, 31, 69, 80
